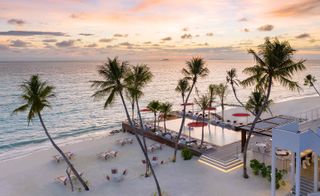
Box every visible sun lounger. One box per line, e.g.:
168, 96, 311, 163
147, 143, 163, 152
116, 138, 134, 146
53, 152, 74, 163
98, 150, 118, 160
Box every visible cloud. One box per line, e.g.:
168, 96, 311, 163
238, 17, 248, 22
55, 40, 76, 48
79, 33, 94, 36
10, 40, 30, 47
257, 25, 274, 32
182, 27, 189, 31
85, 43, 97, 48
99, 38, 113, 43
270, 0, 320, 17
161, 37, 172, 41
42, 39, 57, 43
295, 33, 311, 39
113, 34, 128, 37
0, 31, 65, 36
131, 0, 164, 11
181, 34, 192, 39
7, 19, 26, 25
70, 13, 87, 19
144, 41, 152, 44
206, 33, 213, 36
243, 28, 250, 32
119, 42, 133, 46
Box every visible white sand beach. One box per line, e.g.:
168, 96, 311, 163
1, 96, 320, 196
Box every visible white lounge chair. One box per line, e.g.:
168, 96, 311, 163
98, 150, 118, 160
53, 152, 74, 163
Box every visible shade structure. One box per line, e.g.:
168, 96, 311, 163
140, 108, 151, 112
205, 107, 216, 111
187, 121, 208, 127
232, 113, 250, 117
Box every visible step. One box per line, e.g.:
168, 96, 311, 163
199, 155, 243, 172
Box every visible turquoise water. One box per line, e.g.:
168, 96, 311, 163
0, 59, 319, 161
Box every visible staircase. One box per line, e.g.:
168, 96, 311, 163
198, 141, 243, 172
291, 177, 315, 196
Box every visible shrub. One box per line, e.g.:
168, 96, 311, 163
250, 159, 261, 175
181, 147, 193, 160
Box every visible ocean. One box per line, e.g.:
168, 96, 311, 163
0, 59, 319, 161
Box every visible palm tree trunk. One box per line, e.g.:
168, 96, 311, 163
312, 83, 320, 97
154, 113, 157, 132
132, 101, 135, 122
135, 99, 151, 177
242, 78, 272, 178
221, 98, 224, 122
173, 81, 196, 162
66, 167, 74, 191
230, 82, 257, 117
119, 92, 162, 196
38, 113, 89, 191
200, 109, 205, 146
164, 116, 167, 133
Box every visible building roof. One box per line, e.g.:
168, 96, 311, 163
235, 115, 305, 137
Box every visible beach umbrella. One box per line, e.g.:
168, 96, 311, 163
140, 108, 151, 112
187, 121, 208, 140
232, 113, 250, 124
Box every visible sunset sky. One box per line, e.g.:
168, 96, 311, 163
0, 0, 319, 61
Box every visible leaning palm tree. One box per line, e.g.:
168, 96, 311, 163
159, 102, 173, 133
91, 57, 162, 195
226, 68, 245, 107
147, 100, 161, 132
304, 74, 320, 96
214, 83, 228, 122
173, 57, 209, 162
240, 38, 306, 178
125, 64, 153, 177
194, 95, 210, 146
13, 75, 89, 191
175, 79, 191, 103
245, 91, 273, 116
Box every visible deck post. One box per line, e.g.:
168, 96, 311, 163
290, 152, 295, 188
314, 152, 318, 192
271, 146, 276, 196
295, 153, 301, 196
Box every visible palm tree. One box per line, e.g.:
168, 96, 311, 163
147, 100, 161, 132
159, 102, 173, 132
245, 91, 273, 116
240, 38, 306, 178
91, 57, 162, 195
226, 68, 245, 107
13, 75, 89, 191
304, 74, 320, 96
194, 95, 210, 146
214, 83, 228, 121
125, 64, 153, 177
173, 57, 209, 162
208, 84, 216, 107
175, 79, 191, 103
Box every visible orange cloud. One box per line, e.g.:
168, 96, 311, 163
131, 0, 165, 12
270, 0, 320, 17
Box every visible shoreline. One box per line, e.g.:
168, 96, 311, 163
1, 94, 319, 163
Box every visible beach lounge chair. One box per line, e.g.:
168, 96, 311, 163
53, 152, 74, 163
98, 150, 118, 160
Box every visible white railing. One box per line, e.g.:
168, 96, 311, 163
292, 107, 320, 122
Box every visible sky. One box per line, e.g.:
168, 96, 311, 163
0, 0, 319, 61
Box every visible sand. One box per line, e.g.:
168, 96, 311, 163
1, 96, 320, 196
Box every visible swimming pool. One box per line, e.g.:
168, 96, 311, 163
163, 118, 241, 147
